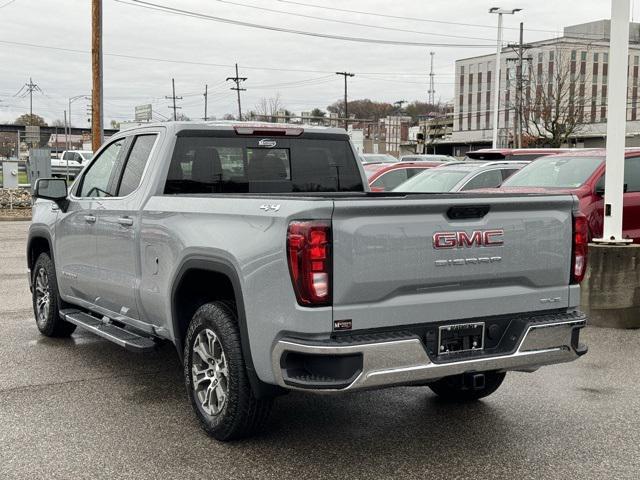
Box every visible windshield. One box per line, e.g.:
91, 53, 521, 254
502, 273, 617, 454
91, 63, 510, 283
502, 156, 603, 188
393, 169, 469, 192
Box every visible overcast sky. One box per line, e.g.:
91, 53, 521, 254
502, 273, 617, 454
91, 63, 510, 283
0, 0, 624, 125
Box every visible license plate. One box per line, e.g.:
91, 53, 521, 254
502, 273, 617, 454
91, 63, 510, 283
438, 322, 485, 355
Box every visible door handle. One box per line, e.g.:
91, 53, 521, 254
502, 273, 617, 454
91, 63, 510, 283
84, 215, 96, 223
117, 216, 134, 226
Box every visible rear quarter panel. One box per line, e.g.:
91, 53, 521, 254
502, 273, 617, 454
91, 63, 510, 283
139, 195, 334, 384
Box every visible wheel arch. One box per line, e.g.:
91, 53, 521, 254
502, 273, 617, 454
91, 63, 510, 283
170, 255, 282, 399
27, 228, 54, 272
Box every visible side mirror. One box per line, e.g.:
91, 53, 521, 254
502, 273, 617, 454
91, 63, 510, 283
33, 178, 68, 210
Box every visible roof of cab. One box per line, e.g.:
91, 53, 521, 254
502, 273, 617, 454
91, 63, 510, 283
118, 120, 348, 136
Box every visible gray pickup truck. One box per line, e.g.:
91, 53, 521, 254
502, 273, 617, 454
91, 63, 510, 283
28, 122, 588, 440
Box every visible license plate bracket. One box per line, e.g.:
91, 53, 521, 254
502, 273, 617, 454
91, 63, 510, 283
438, 322, 485, 355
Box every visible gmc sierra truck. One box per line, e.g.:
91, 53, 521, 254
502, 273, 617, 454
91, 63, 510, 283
28, 122, 588, 441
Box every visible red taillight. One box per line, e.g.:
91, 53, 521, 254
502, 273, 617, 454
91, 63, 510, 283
287, 220, 332, 306
572, 214, 589, 283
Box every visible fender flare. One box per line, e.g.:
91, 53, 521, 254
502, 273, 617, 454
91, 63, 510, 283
170, 255, 283, 398
26, 227, 54, 270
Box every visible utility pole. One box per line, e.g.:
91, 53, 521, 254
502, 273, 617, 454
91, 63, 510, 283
15, 78, 42, 120
91, 0, 104, 151
336, 71, 355, 130
227, 64, 247, 121
203, 84, 208, 121
165, 78, 183, 121
428, 51, 436, 105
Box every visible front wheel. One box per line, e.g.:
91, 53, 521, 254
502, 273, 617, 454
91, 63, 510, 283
183, 302, 272, 441
429, 371, 506, 402
32, 252, 76, 337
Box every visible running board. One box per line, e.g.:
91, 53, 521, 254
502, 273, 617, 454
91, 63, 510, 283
60, 309, 157, 353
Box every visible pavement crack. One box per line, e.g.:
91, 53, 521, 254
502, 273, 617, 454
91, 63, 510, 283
0, 368, 177, 396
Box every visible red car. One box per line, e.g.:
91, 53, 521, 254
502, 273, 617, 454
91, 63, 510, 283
496, 149, 640, 243
364, 161, 443, 192
465, 148, 577, 162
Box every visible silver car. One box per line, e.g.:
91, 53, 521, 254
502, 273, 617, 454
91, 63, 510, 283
399, 154, 457, 163
393, 161, 527, 192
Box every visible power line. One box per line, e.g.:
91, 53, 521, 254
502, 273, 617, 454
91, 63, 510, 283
276, 0, 568, 35
0, 39, 456, 77
226, 63, 247, 121
212, 0, 503, 43
113, 0, 495, 48
0, 0, 18, 9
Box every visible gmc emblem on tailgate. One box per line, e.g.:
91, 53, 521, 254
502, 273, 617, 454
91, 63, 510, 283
433, 229, 504, 249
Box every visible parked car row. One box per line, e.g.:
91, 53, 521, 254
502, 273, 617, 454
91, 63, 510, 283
361, 147, 640, 243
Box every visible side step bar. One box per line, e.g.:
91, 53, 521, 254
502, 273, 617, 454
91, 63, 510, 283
60, 309, 157, 353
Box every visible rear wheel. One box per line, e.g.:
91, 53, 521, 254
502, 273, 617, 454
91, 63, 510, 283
183, 302, 272, 441
32, 252, 76, 337
429, 371, 506, 401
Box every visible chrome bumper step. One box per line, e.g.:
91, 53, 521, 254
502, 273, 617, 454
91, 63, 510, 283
273, 312, 587, 392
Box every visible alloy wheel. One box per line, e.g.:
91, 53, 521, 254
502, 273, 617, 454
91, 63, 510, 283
34, 267, 50, 325
191, 328, 229, 416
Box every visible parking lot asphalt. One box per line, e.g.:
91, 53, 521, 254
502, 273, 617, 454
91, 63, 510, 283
1, 221, 640, 480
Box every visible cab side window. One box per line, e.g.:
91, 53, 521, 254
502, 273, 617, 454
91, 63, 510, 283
117, 135, 157, 197
79, 139, 124, 197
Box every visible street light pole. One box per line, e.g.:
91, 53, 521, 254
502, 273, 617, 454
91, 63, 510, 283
593, 0, 632, 244
67, 95, 89, 151
489, 7, 521, 149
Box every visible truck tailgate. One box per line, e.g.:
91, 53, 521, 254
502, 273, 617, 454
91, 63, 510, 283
331, 194, 576, 330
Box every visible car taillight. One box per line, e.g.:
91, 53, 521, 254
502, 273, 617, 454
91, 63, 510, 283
572, 214, 588, 283
287, 220, 332, 306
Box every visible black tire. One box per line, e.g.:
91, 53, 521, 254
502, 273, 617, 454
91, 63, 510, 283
32, 252, 76, 337
183, 302, 272, 441
429, 371, 506, 402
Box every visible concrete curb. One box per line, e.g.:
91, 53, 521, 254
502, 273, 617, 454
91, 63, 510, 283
0, 216, 31, 222
581, 243, 640, 329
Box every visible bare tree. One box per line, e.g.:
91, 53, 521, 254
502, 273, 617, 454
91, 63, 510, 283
253, 94, 284, 122
522, 47, 593, 147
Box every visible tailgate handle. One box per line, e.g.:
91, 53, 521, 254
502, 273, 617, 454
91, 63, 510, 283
447, 205, 490, 220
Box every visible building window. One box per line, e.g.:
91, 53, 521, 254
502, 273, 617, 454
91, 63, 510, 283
571, 50, 577, 61
486, 91, 491, 126
581, 51, 587, 62
549, 50, 555, 62
604, 52, 609, 63
486, 70, 492, 90
594, 52, 599, 62
478, 72, 482, 92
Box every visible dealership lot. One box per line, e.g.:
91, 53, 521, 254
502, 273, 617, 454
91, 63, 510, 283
1, 220, 639, 479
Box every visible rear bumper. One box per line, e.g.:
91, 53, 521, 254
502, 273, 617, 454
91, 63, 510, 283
272, 311, 587, 392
